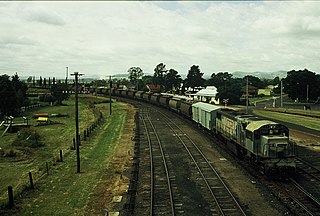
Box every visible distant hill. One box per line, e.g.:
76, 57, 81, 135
231, 71, 287, 79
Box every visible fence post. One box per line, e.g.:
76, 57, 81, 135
73, 138, 76, 150
84, 130, 86, 141
59, 149, 63, 162
29, 172, 34, 189
8, 186, 14, 208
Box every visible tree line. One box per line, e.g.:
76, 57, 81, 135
1, 66, 319, 118
0, 74, 70, 118
126, 64, 320, 105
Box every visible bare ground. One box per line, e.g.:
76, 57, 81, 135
84, 104, 137, 215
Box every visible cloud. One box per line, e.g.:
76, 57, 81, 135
0, 36, 36, 47
0, 1, 320, 78
23, 5, 65, 26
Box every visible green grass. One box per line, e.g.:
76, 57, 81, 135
249, 95, 273, 103
26, 88, 50, 94
253, 109, 320, 131
0, 95, 111, 210
264, 107, 320, 116
12, 102, 129, 216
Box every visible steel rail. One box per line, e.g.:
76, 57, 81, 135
157, 109, 247, 216
141, 109, 176, 216
140, 109, 155, 216
296, 158, 320, 181
290, 178, 320, 208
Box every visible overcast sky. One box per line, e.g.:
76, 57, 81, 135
1, 1, 320, 79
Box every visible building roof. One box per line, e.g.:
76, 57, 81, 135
194, 86, 217, 97
192, 102, 221, 112
146, 84, 161, 90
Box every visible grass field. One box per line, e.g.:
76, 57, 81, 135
253, 109, 320, 131
0, 95, 131, 215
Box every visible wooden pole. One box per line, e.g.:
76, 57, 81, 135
72, 138, 76, 150
60, 149, 63, 162
29, 172, 34, 189
8, 186, 14, 208
72, 72, 84, 173
109, 76, 112, 115
246, 77, 249, 114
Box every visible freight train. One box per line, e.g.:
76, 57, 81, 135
90, 87, 296, 174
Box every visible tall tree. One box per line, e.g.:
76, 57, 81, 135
243, 75, 264, 89
206, 72, 233, 88
283, 69, 320, 102
0, 75, 17, 117
164, 69, 182, 92
128, 67, 144, 90
153, 63, 167, 89
0, 73, 28, 117
11, 73, 28, 108
50, 83, 69, 105
184, 65, 205, 91
216, 78, 244, 105
39, 76, 43, 86
27, 76, 32, 83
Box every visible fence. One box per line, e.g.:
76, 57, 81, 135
0, 108, 104, 210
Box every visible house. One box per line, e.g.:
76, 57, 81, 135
146, 84, 161, 93
194, 86, 219, 104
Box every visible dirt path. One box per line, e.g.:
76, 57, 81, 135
85, 104, 137, 215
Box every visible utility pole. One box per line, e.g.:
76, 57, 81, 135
280, 80, 283, 107
65, 67, 69, 85
246, 77, 249, 114
306, 84, 309, 103
109, 76, 112, 115
71, 72, 84, 173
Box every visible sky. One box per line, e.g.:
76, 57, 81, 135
1, 1, 320, 79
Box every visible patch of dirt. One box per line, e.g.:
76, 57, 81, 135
290, 129, 320, 151
85, 104, 137, 215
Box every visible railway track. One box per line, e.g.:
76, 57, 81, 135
135, 104, 247, 215
139, 108, 177, 215
153, 108, 247, 216
288, 158, 320, 215
263, 158, 320, 216
296, 158, 320, 181
118, 97, 292, 215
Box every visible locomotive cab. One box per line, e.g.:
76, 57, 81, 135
261, 135, 293, 158
245, 120, 296, 172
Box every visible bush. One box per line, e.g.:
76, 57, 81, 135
4, 149, 17, 157
39, 94, 55, 103
12, 128, 44, 148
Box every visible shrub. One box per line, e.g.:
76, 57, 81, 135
12, 128, 44, 148
39, 94, 55, 103
4, 149, 17, 157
